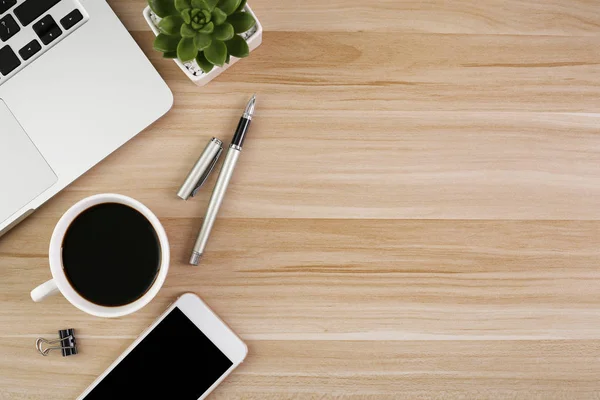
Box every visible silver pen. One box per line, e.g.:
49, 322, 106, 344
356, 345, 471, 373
189, 95, 257, 265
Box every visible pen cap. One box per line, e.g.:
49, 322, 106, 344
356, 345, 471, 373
177, 137, 223, 200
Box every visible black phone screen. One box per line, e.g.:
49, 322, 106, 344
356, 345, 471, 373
82, 307, 233, 399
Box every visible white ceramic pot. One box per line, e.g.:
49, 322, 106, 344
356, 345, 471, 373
143, 5, 263, 86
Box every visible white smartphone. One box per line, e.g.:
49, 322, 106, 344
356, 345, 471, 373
77, 293, 248, 399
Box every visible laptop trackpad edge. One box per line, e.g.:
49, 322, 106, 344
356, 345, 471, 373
0, 99, 57, 225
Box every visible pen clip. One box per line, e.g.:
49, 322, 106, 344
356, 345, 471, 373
177, 137, 224, 201
191, 146, 222, 198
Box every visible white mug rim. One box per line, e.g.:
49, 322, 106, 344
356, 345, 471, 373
48, 194, 170, 318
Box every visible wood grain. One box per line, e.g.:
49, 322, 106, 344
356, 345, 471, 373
3, 338, 600, 399
111, 0, 600, 35
2, 0, 600, 399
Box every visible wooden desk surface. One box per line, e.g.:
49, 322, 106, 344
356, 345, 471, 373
2, 0, 600, 398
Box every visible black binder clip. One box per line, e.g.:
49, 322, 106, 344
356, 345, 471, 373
36, 329, 78, 357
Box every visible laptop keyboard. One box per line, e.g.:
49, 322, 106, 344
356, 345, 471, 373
0, 0, 17, 15
0, 0, 87, 87
14, 0, 62, 25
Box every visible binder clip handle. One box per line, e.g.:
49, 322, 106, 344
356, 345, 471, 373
36, 328, 78, 357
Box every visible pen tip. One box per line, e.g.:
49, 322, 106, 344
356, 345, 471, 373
244, 94, 257, 117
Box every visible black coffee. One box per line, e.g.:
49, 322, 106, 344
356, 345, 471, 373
62, 203, 161, 307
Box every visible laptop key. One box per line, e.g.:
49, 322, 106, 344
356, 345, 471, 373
0, 0, 16, 15
33, 15, 62, 45
0, 45, 20, 76
14, 0, 61, 26
0, 14, 20, 42
19, 39, 41, 61
60, 9, 83, 30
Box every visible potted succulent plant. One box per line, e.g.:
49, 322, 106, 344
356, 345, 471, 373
144, 0, 263, 86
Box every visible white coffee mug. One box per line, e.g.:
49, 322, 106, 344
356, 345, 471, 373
30, 194, 170, 318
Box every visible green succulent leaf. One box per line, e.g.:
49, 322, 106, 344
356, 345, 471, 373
148, 0, 177, 18
163, 51, 178, 58
201, 9, 212, 22
153, 33, 182, 52
158, 15, 184, 35
181, 8, 192, 24
218, 0, 242, 15
204, 39, 227, 66
225, 34, 249, 58
235, 0, 247, 12
198, 21, 214, 33
191, 8, 201, 18
196, 52, 215, 73
192, 0, 218, 10
211, 7, 227, 25
174, 0, 191, 12
213, 22, 234, 41
205, 0, 220, 10
177, 37, 198, 61
191, 22, 201, 29
194, 33, 212, 50
181, 23, 196, 37
228, 12, 255, 33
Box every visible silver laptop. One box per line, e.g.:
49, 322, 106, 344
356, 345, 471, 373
0, 0, 173, 236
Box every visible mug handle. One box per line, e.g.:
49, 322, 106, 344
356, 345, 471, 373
31, 279, 59, 302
